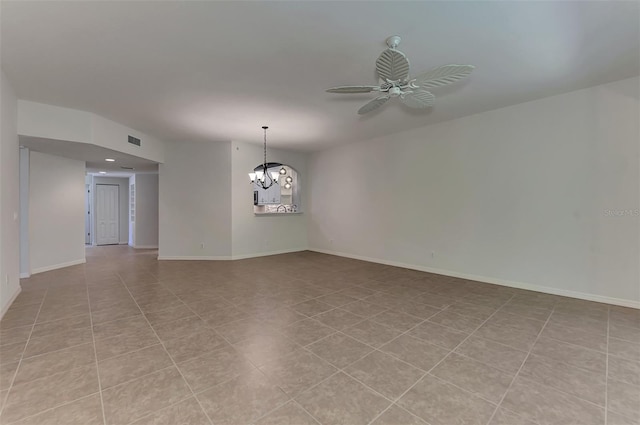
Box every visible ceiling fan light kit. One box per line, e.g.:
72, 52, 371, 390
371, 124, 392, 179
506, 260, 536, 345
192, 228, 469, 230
326, 35, 475, 115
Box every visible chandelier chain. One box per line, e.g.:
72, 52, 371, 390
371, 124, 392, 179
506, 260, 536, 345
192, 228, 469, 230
263, 127, 267, 167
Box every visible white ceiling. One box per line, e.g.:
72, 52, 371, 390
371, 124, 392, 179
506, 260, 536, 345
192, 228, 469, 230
2, 1, 638, 151
20, 136, 159, 175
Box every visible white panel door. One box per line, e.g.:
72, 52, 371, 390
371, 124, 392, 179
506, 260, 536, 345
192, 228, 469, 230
96, 184, 119, 245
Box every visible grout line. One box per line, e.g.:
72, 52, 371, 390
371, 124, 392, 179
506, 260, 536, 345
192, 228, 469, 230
115, 273, 216, 425
0, 287, 48, 422
483, 300, 556, 425
85, 273, 108, 425
365, 294, 516, 425
1, 392, 101, 425
292, 399, 324, 425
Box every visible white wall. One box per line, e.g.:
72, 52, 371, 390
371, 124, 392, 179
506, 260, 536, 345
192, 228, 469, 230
309, 77, 640, 307
0, 70, 21, 316
158, 140, 232, 259
18, 101, 165, 163
29, 151, 85, 273
93, 176, 129, 245
231, 141, 309, 258
134, 173, 158, 248
19, 148, 30, 277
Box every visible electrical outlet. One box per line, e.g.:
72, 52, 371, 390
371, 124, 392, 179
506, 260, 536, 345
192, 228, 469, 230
200, 243, 205, 249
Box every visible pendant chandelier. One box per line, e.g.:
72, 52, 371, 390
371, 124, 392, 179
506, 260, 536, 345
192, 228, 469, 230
248, 126, 279, 190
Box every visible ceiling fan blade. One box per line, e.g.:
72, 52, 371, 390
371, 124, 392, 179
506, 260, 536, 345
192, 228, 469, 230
412, 65, 475, 89
326, 85, 379, 94
357, 96, 390, 115
401, 89, 435, 109
376, 49, 410, 82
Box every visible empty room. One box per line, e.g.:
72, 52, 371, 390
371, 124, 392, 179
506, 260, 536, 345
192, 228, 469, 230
0, 1, 638, 425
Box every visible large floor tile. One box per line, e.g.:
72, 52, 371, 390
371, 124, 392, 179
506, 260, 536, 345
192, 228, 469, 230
260, 350, 337, 397
233, 332, 302, 367
473, 322, 539, 351
609, 322, 640, 343
196, 368, 290, 425
531, 337, 606, 374
345, 350, 423, 400
91, 314, 150, 340
380, 334, 449, 372
129, 397, 210, 425
102, 366, 191, 425
608, 356, 640, 386
454, 336, 527, 374
151, 316, 210, 342
314, 309, 366, 331
22, 327, 93, 358
291, 299, 336, 317
307, 333, 373, 369
0, 341, 26, 366
519, 354, 605, 406
370, 404, 428, 425
502, 376, 604, 425
13, 342, 95, 386
370, 310, 424, 332
296, 372, 391, 425
281, 319, 336, 346
397, 375, 496, 425
10, 393, 103, 425
408, 321, 468, 349
98, 344, 173, 389
342, 320, 403, 348
431, 353, 513, 403
0, 364, 99, 423
540, 322, 607, 352
178, 345, 255, 392
163, 328, 227, 363
488, 408, 538, 425
0, 326, 33, 347
0, 361, 19, 391
144, 304, 196, 326
94, 327, 160, 361
608, 379, 640, 421
428, 310, 484, 333
254, 400, 318, 425
609, 338, 640, 362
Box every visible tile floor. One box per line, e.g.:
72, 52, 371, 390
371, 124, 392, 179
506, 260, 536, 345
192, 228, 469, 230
0, 246, 638, 425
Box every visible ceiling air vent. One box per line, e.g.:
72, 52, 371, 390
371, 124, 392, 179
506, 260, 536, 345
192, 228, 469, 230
128, 135, 141, 146
120, 166, 135, 170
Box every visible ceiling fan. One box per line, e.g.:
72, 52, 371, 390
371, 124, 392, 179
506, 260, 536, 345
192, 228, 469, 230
326, 36, 475, 115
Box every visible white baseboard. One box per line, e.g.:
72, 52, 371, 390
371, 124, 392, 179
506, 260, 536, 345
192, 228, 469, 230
157, 248, 306, 262
133, 245, 158, 249
231, 248, 306, 260
1, 285, 22, 320
157, 255, 233, 261
19, 272, 30, 278
310, 248, 640, 310
31, 258, 86, 275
